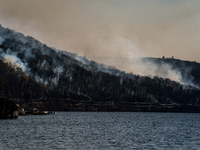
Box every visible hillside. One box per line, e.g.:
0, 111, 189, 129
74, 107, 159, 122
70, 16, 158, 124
142, 57, 200, 87
0, 24, 200, 112
92, 56, 200, 88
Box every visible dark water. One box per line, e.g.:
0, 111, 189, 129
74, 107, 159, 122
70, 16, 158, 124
1, 112, 200, 150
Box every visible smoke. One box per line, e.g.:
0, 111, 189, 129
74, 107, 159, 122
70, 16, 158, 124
0, 0, 200, 61
90, 56, 200, 89
91, 57, 179, 80
1, 53, 26, 71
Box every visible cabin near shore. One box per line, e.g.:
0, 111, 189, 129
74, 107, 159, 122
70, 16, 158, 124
0, 97, 19, 119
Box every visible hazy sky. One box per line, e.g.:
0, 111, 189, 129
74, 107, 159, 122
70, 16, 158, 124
0, 0, 200, 62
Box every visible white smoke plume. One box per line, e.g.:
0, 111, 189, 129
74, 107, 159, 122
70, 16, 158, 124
90, 56, 199, 88
1, 53, 26, 71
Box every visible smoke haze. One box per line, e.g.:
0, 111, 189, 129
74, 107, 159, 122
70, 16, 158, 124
0, 0, 200, 82
0, 0, 200, 59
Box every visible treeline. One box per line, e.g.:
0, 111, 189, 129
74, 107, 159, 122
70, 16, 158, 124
0, 53, 200, 111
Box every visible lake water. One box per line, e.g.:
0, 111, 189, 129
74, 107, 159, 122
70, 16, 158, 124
1, 112, 200, 150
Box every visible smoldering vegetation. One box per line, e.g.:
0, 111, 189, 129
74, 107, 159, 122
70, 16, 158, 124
0, 24, 200, 111
92, 56, 200, 88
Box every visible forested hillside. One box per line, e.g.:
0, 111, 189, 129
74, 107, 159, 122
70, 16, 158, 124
0, 24, 200, 112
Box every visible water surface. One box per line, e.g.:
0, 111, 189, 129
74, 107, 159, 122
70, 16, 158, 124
1, 112, 200, 149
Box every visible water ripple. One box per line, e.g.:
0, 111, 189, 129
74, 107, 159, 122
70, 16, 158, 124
1, 112, 200, 150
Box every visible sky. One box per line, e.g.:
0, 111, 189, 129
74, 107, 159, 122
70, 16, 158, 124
0, 0, 200, 62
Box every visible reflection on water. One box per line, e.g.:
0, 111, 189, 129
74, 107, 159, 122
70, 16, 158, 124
1, 112, 200, 149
